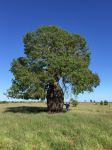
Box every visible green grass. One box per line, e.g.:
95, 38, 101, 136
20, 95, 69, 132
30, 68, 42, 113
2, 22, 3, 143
0, 102, 112, 150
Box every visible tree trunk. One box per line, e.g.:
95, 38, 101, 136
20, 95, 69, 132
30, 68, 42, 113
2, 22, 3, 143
47, 82, 64, 112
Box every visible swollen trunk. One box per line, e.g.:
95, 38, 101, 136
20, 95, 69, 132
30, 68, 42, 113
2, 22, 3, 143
47, 83, 64, 112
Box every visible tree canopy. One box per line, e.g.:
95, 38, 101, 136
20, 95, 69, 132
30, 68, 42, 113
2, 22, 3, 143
8, 26, 100, 100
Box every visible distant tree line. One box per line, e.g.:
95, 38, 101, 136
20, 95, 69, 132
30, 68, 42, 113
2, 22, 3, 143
90, 100, 109, 105
100, 100, 109, 105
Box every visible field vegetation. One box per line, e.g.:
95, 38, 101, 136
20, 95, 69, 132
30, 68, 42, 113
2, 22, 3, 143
0, 102, 112, 150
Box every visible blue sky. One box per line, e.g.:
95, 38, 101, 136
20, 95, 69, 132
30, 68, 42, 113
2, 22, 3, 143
0, 0, 112, 101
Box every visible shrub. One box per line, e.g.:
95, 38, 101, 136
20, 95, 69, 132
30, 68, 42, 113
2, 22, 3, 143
71, 100, 79, 107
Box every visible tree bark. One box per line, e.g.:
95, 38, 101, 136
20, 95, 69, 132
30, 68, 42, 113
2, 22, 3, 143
47, 82, 64, 112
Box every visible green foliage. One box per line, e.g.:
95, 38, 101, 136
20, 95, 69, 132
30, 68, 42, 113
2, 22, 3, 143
8, 26, 100, 100
104, 100, 108, 105
0, 103, 112, 150
100, 100, 108, 105
90, 100, 92, 103
70, 98, 79, 107
72, 100, 79, 107
100, 100, 104, 105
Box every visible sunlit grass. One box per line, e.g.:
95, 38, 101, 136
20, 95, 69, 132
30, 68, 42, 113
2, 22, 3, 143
0, 102, 112, 150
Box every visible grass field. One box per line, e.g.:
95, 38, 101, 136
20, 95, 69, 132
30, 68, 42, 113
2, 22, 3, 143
0, 102, 112, 150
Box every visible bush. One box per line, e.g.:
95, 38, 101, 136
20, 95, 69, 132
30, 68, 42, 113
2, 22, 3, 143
71, 99, 79, 107
104, 100, 108, 105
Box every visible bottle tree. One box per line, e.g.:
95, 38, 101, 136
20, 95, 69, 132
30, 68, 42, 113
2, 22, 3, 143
8, 26, 100, 112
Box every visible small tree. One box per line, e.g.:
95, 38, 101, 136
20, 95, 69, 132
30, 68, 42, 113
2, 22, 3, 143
104, 100, 108, 105
100, 100, 103, 105
90, 100, 92, 103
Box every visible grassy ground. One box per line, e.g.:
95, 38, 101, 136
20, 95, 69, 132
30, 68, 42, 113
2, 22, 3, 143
0, 102, 112, 150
